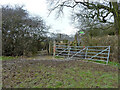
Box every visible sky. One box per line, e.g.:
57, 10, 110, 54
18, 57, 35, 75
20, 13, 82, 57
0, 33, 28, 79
0, 0, 77, 36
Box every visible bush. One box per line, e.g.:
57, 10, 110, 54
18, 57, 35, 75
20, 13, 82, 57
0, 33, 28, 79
2, 5, 48, 56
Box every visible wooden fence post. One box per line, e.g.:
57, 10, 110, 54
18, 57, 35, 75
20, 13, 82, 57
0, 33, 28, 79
49, 41, 51, 54
53, 40, 56, 58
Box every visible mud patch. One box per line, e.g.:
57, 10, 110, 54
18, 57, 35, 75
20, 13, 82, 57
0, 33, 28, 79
2, 59, 118, 88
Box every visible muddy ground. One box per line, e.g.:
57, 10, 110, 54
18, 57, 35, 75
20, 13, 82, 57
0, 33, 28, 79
2, 56, 118, 88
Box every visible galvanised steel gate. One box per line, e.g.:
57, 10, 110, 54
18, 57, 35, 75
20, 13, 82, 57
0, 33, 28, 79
53, 43, 110, 64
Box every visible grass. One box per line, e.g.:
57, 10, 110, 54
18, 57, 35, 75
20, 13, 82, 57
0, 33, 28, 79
108, 61, 119, 67
2, 59, 118, 88
1, 55, 119, 67
55, 56, 64, 59
54, 56, 119, 67
12, 66, 118, 88
86, 59, 119, 67
0, 56, 18, 60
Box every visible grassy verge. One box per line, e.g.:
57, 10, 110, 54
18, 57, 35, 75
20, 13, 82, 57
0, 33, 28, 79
55, 56, 64, 59
86, 59, 119, 67
0, 56, 18, 60
54, 56, 119, 67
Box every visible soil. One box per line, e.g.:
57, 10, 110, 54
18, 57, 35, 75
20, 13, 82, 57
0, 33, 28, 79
2, 56, 118, 88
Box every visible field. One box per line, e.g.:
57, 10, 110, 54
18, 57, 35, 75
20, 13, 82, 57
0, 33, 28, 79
2, 56, 118, 88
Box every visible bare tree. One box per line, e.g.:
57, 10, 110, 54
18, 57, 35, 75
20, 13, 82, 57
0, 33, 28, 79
2, 5, 49, 56
47, 0, 120, 35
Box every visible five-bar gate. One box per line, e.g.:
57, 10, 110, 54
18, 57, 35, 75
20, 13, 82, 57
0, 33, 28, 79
54, 43, 110, 64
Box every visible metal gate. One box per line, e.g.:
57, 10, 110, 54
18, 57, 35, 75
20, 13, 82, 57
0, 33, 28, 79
54, 43, 110, 64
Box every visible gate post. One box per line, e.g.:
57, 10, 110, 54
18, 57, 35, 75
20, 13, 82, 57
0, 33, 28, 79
53, 40, 56, 58
106, 46, 110, 64
68, 42, 70, 58
85, 46, 88, 59
49, 41, 51, 54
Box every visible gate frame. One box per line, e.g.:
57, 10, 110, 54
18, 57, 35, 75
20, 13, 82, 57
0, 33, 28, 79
53, 42, 110, 64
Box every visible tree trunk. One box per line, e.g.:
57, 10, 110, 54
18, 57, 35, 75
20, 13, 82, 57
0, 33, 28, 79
114, 13, 120, 35
112, 2, 120, 35
112, 2, 120, 64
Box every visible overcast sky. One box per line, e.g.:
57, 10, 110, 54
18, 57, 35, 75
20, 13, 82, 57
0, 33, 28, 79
0, 0, 78, 36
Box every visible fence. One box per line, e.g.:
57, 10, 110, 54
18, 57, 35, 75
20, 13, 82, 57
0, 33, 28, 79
53, 43, 110, 64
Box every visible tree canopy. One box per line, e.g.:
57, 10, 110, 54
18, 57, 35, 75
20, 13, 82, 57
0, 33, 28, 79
2, 5, 49, 56
48, 0, 120, 35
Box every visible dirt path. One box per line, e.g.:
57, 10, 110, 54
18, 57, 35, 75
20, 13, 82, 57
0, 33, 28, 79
2, 57, 118, 72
